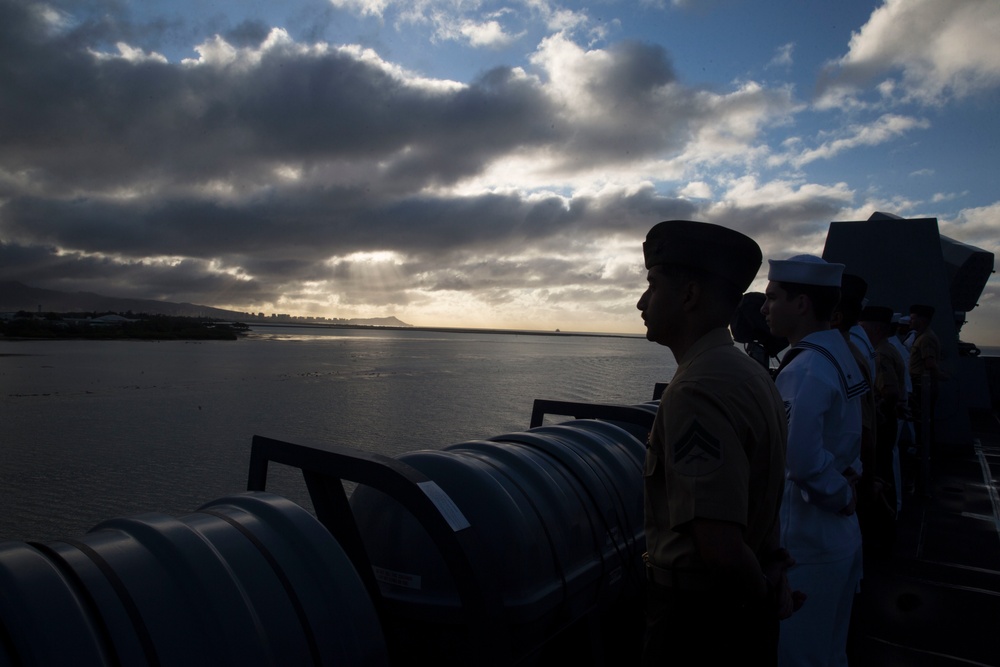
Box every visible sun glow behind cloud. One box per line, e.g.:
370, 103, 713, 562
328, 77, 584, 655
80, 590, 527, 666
1, 0, 999, 341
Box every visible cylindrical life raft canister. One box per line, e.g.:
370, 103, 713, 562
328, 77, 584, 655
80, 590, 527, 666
349, 418, 646, 664
0, 492, 388, 667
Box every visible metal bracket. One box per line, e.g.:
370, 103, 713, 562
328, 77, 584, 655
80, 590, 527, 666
246, 435, 510, 665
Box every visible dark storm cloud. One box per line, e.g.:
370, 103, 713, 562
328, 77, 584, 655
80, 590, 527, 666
0, 2, 712, 198
0, 239, 274, 304
588, 41, 677, 103
0, 0, 794, 318
1, 189, 537, 259
2, 177, 697, 272
714, 198, 848, 243
0, 2, 558, 195
224, 20, 272, 48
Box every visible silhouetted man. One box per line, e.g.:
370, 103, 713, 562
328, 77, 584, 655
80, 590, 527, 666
638, 220, 797, 667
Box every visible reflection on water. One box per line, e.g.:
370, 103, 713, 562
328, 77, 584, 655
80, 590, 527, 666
0, 326, 676, 541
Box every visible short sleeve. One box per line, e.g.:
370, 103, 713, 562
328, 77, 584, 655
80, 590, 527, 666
658, 380, 749, 530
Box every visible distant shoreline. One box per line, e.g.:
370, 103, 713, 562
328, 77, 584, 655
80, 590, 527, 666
245, 321, 643, 340
0, 317, 644, 342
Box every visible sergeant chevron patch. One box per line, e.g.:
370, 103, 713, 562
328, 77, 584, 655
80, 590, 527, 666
674, 421, 722, 476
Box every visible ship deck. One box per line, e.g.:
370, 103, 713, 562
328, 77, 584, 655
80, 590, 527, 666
848, 408, 1000, 666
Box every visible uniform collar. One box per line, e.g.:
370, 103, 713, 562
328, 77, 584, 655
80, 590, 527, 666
676, 327, 734, 367
794, 329, 869, 400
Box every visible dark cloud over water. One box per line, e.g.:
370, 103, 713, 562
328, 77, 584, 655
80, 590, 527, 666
2, 0, 996, 336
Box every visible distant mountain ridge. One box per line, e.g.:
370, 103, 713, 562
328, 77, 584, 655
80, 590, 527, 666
0, 281, 411, 327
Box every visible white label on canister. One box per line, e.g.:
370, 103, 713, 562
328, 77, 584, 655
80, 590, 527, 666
417, 480, 471, 532
373, 566, 422, 590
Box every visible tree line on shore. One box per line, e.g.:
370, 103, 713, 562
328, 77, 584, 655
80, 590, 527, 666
0, 311, 248, 341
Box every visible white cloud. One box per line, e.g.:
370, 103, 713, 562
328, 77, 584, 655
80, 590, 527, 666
327, 0, 391, 18
329, 0, 598, 49
842, 196, 923, 221
685, 82, 797, 164
334, 43, 465, 92
931, 191, 968, 203
715, 175, 853, 211
431, 13, 523, 48
820, 0, 1000, 105
89, 42, 168, 64
33, 3, 73, 33
529, 33, 612, 115
523, 1, 591, 33
679, 181, 712, 199
181, 28, 308, 69
461, 19, 520, 47
940, 202, 1000, 254
766, 43, 794, 70
777, 113, 931, 168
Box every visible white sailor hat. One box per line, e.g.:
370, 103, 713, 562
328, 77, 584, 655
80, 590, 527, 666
767, 254, 844, 287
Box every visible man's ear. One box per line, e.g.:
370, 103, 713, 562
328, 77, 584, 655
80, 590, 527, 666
681, 279, 701, 311
793, 293, 810, 316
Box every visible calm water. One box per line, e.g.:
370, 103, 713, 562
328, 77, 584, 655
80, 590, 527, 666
0, 326, 675, 542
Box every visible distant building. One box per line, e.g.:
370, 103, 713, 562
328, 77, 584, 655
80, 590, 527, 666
91, 314, 138, 326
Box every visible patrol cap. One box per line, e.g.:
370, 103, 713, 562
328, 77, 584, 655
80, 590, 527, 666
910, 304, 935, 319
642, 220, 762, 291
766, 254, 844, 287
860, 305, 894, 324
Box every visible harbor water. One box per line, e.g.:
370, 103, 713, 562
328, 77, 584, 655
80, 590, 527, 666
0, 325, 675, 542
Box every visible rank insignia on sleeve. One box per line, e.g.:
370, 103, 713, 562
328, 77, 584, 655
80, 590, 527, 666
673, 421, 722, 476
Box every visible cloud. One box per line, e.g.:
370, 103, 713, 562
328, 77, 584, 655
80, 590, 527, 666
327, 0, 391, 18
766, 43, 794, 70
931, 191, 968, 203
774, 113, 931, 168
89, 42, 168, 63
679, 181, 712, 199
328, 0, 596, 50
1, 18, 547, 195
704, 175, 854, 249
940, 202, 1000, 254
819, 0, 1000, 106
454, 18, 522, 48
7, 0, 983, 332
0, 0, 790, 325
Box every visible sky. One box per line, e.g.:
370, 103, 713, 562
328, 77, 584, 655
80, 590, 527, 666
2, 0, 999, 341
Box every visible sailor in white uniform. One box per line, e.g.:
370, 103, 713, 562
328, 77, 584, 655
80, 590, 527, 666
761, 255, 866, 667
888, 313, 913, 513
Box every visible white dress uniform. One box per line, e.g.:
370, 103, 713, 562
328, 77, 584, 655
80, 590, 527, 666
888, 333, 912, 512
775, 328, 866, 667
